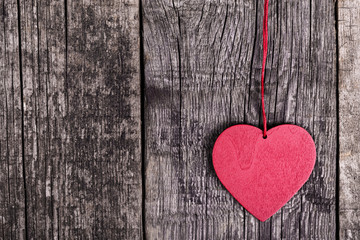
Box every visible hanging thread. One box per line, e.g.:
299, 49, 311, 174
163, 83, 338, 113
261, 0, 269, 138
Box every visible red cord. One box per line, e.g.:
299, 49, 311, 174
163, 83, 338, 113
261, 0, 269, 137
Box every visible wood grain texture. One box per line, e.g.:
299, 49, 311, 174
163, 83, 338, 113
0, 1, 26, 239
338, 0, 360, 239
16, 0, 142, 239
143, 0, 337, 239
0, 0, 350, 239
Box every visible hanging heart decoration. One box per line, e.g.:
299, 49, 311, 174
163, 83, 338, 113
213, 125, 316, 221
212, 0, 316, 222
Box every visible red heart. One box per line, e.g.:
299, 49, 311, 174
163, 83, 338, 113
212, 124, 316, 221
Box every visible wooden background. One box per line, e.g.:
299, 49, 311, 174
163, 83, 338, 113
0, 0, 358, 239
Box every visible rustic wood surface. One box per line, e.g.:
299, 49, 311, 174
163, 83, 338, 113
0, 1, 26, 239
1, 0, 142, 239
0, 0, 358, 239
143, 0, 337, 239
339, 0, 360, 239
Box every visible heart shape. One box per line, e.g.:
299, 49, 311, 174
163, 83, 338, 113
212, 124, 316, 221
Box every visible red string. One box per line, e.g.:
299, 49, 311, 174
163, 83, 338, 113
261, 0, 269, 138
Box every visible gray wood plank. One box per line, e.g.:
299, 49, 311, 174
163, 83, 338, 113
18, 0, 142, 239
0, 1, 26, 239
143, 0, 337, 239
338, 1, 360, 239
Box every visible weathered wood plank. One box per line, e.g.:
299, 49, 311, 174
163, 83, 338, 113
18, 0, 142, 239
338, 0, 360, 239
0, 1, 27, 239
143, 0, 337, 239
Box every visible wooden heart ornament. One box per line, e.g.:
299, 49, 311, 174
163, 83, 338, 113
212, 124, 316, 221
